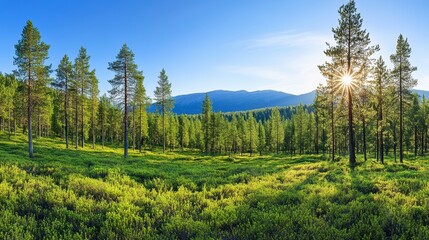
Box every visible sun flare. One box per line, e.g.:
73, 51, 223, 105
342, 75, 352, 86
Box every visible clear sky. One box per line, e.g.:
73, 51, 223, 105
1, 0, 428, 97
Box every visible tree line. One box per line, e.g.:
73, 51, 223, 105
2, 0, 425, 163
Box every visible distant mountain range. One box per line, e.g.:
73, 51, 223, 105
149, 89, 429, 115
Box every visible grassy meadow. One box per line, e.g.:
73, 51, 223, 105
1, 132, 429, 239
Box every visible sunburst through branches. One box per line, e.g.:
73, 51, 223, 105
331, 68, 357, 97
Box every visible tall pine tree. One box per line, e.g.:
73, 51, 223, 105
319, 0, 378, 165
53, 54, 72, 148
108, 44, 142, 158
14, 20, 50, 158
390, 34, 417, 163
154, 69, 174, 153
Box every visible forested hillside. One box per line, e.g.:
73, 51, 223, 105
157, 90, 316, 114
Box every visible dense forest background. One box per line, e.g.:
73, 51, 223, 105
0, 0, 420, 162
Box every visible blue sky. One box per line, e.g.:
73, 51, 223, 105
1, 0, 428, 97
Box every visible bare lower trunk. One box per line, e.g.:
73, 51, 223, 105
393, 122, 397, 162
75, 88, 79, 149
331, 97, 335, 161
138, 106, 142, 153
399, 62, 403, 163
362, 115, 367, 162
28, 66, 34, 158
124, 64, 129, 158
132, 104, 136, 150
414, 125, 418, 158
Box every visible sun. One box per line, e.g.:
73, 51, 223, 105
328, 68, 357, 97
342, 75, 353, 86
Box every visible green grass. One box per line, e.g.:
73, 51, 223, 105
1, 132, 429, 239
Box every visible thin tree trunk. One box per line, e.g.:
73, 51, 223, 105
414, 125, 418, 158
347, 14, 356, 166
27, 64, 34, 158
399, 58, 403, 163
14, 111, 16, 136
163, 111, 166, 153
362, 115, 367, 161
393, 122, 397, 162
379, 108, 384, 164
75, 87, 79, 149
331, 96, 335, 161
81, 76, 85, 148
124, 64, 129, 158
65, 74, 69, 149
132, 104, 136, 150
421, 128, 424, 156
138, 105, 142, 153
8, 106, 11, 139
37, 110, 40, 139
315, 111, 319, 155
92, 105, 95, 149
376, 118, 379, 161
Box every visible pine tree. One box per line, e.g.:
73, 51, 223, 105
390, 34, 417, 163
134, 73, 149, 153
319, 0, 378, 165
154, 69, 174, 153
294, 104, 305, 155
108, 44, 142, 158
202, 93, 212, 154
74, 47, 91, 148
257, 122, 266, 156
14, 20, 50, 158
53, 54, 73, 148
248, 113, 257, 156
0, 74, 18, 138
371, 56, 390, 164
89, 70, 99, 149
98, 94, 109, 148
178, 115, 190, 150
33, 67, 52, 138
270, 107, 283, 154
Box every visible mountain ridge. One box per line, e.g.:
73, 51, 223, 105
150, 89, 429, 114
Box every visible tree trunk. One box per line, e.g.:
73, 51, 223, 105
347, 14, 356, 166
92, 106, 95, 149
81, 79, 85, 148
132, 104, 136, 150
27, 65, 34, 158
331, 96, 335, 161
379, 114, 384, 165
124, 64, 129, 158
138, 105, 142, 153
14, 111, 16, 136
421, 127, 424, 156
162, 108, 166, 153
393, 122, 397, 162
399, 58, 403, 163
414, 125, 418, 158
8, 107, 11, 139
75, 87, 79, 149
376, 118, 379, 161
362, 115, 367, 161
65, 75, 69, 149
315, 111, 319, 155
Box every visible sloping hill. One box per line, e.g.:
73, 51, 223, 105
150, 90, 316, 114
149, 88, 429, 114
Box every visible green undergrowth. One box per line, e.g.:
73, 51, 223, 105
1, 133, 429, 239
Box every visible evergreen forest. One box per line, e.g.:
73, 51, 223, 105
1, 1, 429, 239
